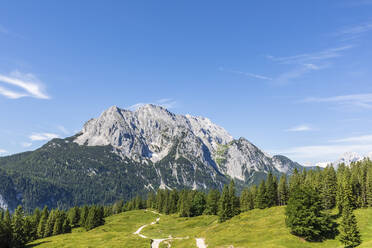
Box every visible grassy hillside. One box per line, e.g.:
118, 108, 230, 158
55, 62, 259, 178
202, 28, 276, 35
28, 207, 372, 248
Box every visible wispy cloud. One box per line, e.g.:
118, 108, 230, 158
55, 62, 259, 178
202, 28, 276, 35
286, 125, 312, 132
277, 144, 372, 162
334, 22, 372, 40
219, 67, 272, 80
276, 133, 372, 163
0, 149, 7, 154
21, 142, 32, 148
29, 133, 59, 141
128, 98, 177, 111
330, 134, 372, 143
267, 46, 353, 65
57, 125, 69, 135
303, 93, 372, 109
0, 71, 50, 99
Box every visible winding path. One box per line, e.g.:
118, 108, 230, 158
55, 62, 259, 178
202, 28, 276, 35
133, 210, 207, 248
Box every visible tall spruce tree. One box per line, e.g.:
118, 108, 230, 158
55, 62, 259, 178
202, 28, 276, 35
204, 189, 220, 215
37, 207, 48, 238
321, 166, 337, 210
218, 184, 230, 222
278, 174, 289, 206
229, 180, 240, 217
240, 187, 251, 212
266, 172, 278, 207
339, 204, 361, 248
255, 180, 267, 209
11, 206, 26, 248
285, 185, 335, 241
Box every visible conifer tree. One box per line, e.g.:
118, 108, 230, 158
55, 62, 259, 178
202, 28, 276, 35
218, 184, 230, 222
285, 185, 335, 241
191, 191, 206, 216
68, 206, 80, 227
37, 207, 48, 238
204, 189, 220, 215
44, 210, 56, 238
255, 180, 267, 209
240, 187, 251, 212
79, 205, 89, 227
0, 214, 11, 248
266, 172, 278, 207
2, 210, 12, 247
321, 166, 337, 210
278, 174, 289, 206
229, 180, 240, 216
339, 204, 361, 248
367, 166, 372, 207
11, 205, 26, 248
146, 192, 156, 209
62, 218, 72, 233
52, 211, 64, 236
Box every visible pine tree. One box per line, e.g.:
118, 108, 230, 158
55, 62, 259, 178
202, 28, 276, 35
367, 166, 372, 207
1, 210, 12, 247
0, 214, 11, 248
62, 218, 72, 233
169, 190, 179, 214
191, 191, 206, 216
204, 189, 220, 215
85, 206, 104, 230
321, 166, 337, 210
52, 211, 64, 236
339, 204, 361, 248
266, 172, 278, 207
240, 187, 251, 212
37, 207, 48, 238
218, 185, 230, 222
68, 206, 80, 227
44, 210, 56, 237
11, 205, 26, 248
228, 180, 240, 216
278, 174, 289, 206
255, 180, 267, 209
285, 185, 335, 241
146, 192, 156, 209
79, 205, 89, 227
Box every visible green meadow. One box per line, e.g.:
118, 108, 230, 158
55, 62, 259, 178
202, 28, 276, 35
28, 207, 372, 248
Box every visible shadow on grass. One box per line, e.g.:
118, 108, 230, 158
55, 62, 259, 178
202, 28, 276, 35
26, 241, 51, 247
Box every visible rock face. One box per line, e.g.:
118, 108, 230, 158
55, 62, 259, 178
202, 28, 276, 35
74, 105, 300, 181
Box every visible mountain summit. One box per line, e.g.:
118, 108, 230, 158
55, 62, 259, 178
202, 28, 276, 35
0, 105, 303, 210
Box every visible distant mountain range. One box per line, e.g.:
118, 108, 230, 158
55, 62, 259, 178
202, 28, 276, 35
0, 105, 304, 211
316, 151, 372, 169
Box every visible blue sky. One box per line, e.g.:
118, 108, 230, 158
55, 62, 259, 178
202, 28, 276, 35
1, 0, 372, 165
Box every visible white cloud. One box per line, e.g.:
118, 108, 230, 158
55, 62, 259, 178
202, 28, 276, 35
276, 144, 372, 163
57, 125, 69, 135
0, 149, 7, 154
29, 133, 59, 141
267, 45, 353, 65
330, 134, 372, 143
335, 22, 372, 40
219, 67, 272, 80
21, 142, 33, 147
0, 71, 50, 99
303, 93, 372, 109
286, 125, 312, 132
276, 133, 372, 163
128, 99, 177, 111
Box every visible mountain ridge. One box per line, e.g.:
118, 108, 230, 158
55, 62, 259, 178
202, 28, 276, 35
0, 105, 303, 211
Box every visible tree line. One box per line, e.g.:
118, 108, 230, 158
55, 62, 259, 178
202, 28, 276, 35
1, 159, 371, 247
